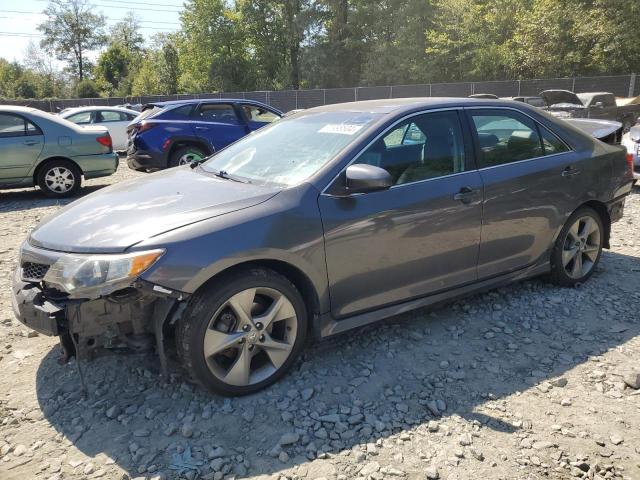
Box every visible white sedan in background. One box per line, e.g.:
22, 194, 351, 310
59, 106, 139, 151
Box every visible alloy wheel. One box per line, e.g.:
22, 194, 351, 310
178, 152, 203, 166
203, 287, 298, 386
562, 215, 601, 279
44, 167, 75, 193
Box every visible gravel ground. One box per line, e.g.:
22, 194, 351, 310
1, 165, 639, 480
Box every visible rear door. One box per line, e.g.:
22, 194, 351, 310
238, 104, 282, 132
319, 109, 483, 318
0, 113, 44, 186
192, 103, 249, 151
466, 108, 586, 278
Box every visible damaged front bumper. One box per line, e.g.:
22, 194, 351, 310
11, 247, 187, 364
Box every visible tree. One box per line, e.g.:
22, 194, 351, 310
38, 0, 107, 81
110, 12, 145, 54
75, 78, 100, 97
179, 0, 257, 92
95, 43, 131, 94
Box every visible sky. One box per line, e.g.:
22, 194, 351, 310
0, 0, 184, 64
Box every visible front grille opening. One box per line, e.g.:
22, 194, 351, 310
22, 262, 50, 281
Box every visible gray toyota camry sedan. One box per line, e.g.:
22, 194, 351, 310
12, 98, 634, 395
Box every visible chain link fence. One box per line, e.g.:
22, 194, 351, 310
5, 74, 638, 113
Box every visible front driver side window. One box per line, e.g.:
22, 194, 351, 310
354, 111, 466, 185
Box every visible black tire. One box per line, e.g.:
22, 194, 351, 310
169, 146, 207, 168
550, 206, 604, 287
36, 159, 82, 198
176, 267, 308, 396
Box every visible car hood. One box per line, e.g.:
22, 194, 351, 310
540, 90, 584, 108
29, 167, 280, 253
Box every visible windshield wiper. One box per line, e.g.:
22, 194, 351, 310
209, 168, 250, 184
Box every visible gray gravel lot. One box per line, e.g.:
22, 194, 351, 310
1, 165, 639, 480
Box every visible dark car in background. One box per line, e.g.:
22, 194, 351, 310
12, 98, 634, 395
540, 90, 640, 130
126, 99, 283, 171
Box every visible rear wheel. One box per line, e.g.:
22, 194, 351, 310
169, 146, 206, 168
550, 207, 603, 286
176, 268, 307, 396
37, 160, 82, 198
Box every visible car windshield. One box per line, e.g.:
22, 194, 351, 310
200, 111, 380, 186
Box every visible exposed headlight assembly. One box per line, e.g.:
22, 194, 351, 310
43, 249, 164, 298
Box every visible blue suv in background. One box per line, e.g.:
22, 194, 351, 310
126, 99, 283, 171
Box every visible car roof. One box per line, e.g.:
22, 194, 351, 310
304, 97, 532, 115
149, 98, 268, 107
0, 105, 39, 114
60, 106, 139, 114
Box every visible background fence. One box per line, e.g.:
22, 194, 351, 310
4, 74, 639, 113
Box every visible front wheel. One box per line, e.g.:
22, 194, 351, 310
550, 207, 604, 287
176, 268, 308, 396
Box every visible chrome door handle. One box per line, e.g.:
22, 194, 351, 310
195, 126, 208, 130
23, 140, 39, 146
562, 166, 581, 177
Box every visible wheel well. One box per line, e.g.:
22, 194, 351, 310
168, 141, 212, 160
33, 157, 83, 183
191, 260, 320, 331
580, 200, 611, 248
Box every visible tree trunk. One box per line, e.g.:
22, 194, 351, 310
285, 0, 301, 90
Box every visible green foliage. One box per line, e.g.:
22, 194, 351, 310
6, 0, 640, 100
75, 79, 100, 97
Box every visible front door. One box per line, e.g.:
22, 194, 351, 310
0, 113, 44, 186
191, 103, 248, 151
466, 108, 586, 278
318, 110, 483, 318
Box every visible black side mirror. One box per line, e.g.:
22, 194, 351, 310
345, 164, 393, 194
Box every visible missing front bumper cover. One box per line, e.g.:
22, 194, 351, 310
13, 276, 186, 370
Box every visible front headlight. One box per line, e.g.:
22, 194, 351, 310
43, 249, 164, 298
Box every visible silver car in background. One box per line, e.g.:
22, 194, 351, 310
59, 106, 140, 151
0, 106, 118, 197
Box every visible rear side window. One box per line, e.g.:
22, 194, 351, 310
470, 110, 571, 167
98, 110, 128, 122
197, 103, 239, 124
470, 111, 543, 167
540, 126, 569, 155
137, 106, 163, 121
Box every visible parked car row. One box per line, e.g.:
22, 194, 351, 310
1, 89, 637, 198
11, 98, 635, 394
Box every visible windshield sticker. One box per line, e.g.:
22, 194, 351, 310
318, 124, 364, 135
